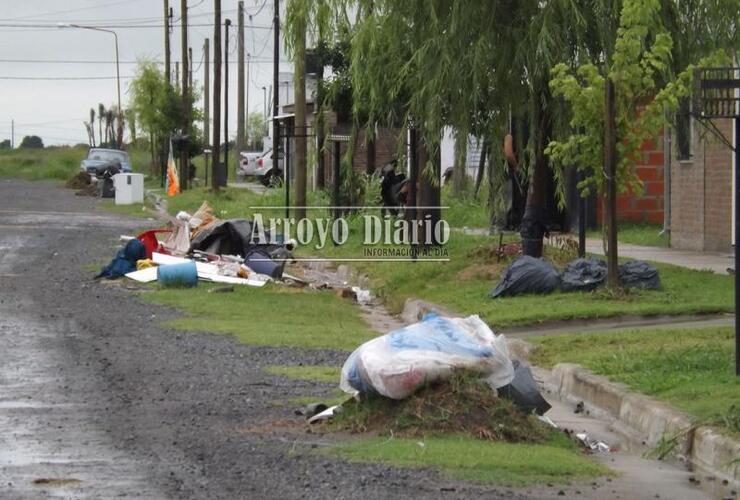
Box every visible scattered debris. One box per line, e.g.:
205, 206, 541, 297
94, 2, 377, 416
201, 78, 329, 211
295, 402, 329, 419
307, 404, 342, 424
576, 432, 612, 453
208, 285, 235, 294
32, 478, 82, 486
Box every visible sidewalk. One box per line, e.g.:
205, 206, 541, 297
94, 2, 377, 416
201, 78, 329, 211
585, 238, 734, 275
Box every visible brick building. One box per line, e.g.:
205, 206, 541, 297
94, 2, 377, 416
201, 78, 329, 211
670, 118, 735, 252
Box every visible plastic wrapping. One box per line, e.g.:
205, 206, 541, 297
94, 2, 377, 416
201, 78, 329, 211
340, 314, 514, 400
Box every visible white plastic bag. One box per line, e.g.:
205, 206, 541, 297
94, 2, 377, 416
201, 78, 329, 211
340, 314, 514, 400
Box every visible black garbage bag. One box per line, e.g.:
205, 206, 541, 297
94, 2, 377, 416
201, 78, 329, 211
497, 360, 551, 416
189, 219, 282, 257
561, 257, 607, 292
490, 255, 561, 298
619, 260, 661, 290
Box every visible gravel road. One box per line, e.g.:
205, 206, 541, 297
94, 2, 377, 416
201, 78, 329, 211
0, 179, 542, 499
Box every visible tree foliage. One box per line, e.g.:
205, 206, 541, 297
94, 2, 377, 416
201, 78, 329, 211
546, 0, 731, 201
19, 135, 43, 149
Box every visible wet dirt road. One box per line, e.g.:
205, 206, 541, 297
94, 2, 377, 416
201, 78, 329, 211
0, 179, 543, 499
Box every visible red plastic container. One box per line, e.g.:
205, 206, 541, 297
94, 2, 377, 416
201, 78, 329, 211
137, 229, 172, 259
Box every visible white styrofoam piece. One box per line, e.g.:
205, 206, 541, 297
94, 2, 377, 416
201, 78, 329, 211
152, 252, 266, 287
124, 266, 158, 283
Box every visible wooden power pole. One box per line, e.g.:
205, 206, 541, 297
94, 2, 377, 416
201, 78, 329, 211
224, 18, 231, 179
236, 1, 245, 168
180, 0, 189, 191
203, 38, 210, 148
164, 0, 170, 84
272, 0, 279, 186
212, 0, 222, 191
604, 79, 619, 287
294, 14, 307, 220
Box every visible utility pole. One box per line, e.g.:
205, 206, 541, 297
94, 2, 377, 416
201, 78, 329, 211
212, 0, 222, 191
224, 18, 231, 180
188, 46, 193, 89
175, 61, 179, 90
11, 119, 14, 149
236, 1, 245, 168
604, 79, 619, 287
203, 38, 210, 149
294, 14, 307, 220
164, 0, 170, 84
180, 0, 189, 191
246, 52, 250, 148
272, 0, 279, 184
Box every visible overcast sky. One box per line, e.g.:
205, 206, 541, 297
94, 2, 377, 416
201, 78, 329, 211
0, 0, 292, 146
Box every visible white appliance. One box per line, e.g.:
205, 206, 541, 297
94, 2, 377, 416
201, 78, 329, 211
113, 173, 144, 205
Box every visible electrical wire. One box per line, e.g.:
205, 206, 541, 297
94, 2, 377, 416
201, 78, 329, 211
0, 0, 149, 22
0, 76, 134, 80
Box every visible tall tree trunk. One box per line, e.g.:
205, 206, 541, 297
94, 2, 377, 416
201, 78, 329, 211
293, 14, 308, 220
452, 132, 467, 196
604, 79, 619, 287
520, 84, 552, 257
416, 132, 442, 246
474, 138, 488, 197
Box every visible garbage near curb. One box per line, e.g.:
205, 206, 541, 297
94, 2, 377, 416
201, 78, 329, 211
560, 257, 607, 292
490, 255, 661, 297
295, 402, 328, 419
340, 313, 516, 400
490, 256, 561, 298
96, 239, 146, 279
496, 360, 552, 416
619, 260, 661, 290
575, 432, 612, 453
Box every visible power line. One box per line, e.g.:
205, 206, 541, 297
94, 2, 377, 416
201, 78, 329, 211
0, 22, 273, 30
0, 58, 287, 64
0, 0, 149, 22
0, 76, 135, 81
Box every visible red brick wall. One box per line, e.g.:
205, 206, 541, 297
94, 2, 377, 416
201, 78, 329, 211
597, 134, 665, 224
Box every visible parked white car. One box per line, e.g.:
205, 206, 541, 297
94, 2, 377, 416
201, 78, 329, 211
239, 148, 284, 186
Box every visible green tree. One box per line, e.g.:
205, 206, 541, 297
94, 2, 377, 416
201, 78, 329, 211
19, 135, 43, 149
0, 139, 11, 149
546, 0, 730, 285
128, 60, 202, 178
246, 112, 267, 151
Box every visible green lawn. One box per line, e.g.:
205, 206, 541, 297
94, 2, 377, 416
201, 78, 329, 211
587, 222, 669, 248
326, 434, 610, 486
530, 326, 740, 436
134, 185, 734, 329
139, 282, 377, 350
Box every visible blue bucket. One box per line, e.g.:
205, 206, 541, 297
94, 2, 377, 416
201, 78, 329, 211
157, 261, 198, 288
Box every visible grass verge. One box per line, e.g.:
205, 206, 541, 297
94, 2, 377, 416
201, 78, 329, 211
325, 434, 609, 486
530, 326, 740, 436
138, 282, 377, 350
265, 365, 341, 384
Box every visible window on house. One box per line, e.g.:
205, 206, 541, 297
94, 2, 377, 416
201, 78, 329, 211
676, 97, 692, 161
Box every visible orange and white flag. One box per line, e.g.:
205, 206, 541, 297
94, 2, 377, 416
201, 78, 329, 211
166, 139, 180, 196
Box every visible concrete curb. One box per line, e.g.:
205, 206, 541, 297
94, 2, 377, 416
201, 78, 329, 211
547, 363, 740, 488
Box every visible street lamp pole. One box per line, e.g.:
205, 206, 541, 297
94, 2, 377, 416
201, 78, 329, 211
59, 23, 122, 148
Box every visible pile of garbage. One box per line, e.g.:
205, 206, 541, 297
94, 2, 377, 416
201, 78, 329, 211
95, 201, 294, 288
491, 255, 661, 298
303, 313, 551, 435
